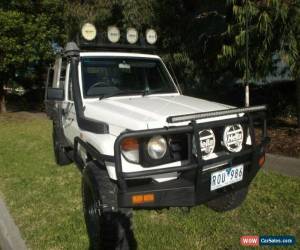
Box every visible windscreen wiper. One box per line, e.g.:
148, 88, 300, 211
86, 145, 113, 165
143, 90, 177, 96
99, 90, 177, 100
99, 90, 145, 100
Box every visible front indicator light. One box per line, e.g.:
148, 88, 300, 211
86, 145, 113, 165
121, 138, 139, 163
258, 154, 266, 167
121, 138, 139, 151
132, 194, 155, 204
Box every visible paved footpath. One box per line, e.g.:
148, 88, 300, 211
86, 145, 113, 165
0, 198, 27, 250
264, 154, 300, 177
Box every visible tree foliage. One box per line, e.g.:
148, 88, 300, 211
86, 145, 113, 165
219, 0, 300, 125
1, 0, 300, 123
0, 0, 66, 112
219, 0, 300, 79
0, 0, 66, 76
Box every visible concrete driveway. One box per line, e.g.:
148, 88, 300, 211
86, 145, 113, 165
264, 154, 300, 177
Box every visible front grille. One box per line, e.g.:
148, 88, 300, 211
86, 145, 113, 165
169, 134, 188, 161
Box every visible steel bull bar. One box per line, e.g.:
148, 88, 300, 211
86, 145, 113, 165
113, 105, 270, 208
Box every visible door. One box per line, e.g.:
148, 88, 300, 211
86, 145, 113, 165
63, 62, 79, 143
45, 58, 64, 119
45, 66, 55, 117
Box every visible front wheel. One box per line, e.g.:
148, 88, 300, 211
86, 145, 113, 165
82, 161, 136, 250
205, 187, 248, 212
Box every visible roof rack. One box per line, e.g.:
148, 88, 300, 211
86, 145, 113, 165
74, 24, 158, 54
78, 42, 157, 53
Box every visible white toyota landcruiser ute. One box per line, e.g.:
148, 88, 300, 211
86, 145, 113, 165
45, 24, 270, 250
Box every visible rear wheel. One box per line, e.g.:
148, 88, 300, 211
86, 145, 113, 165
206, 187, 248, 212
82, 161, 136, 250
52, 125, 72, 166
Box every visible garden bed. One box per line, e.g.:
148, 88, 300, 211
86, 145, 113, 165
267, 117, 300, 158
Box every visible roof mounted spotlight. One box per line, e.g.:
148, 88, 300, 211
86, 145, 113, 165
126, 28, 139, 44
75, 24, 157, 52
81, 23, 97, 41
145, 29, 157, 45
107, 26, 121, 43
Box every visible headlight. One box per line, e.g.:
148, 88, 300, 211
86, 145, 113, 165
193, 129, 216, 156
223, 124, 244, 152
147, 136, 167, 160
121, 138, 139, 163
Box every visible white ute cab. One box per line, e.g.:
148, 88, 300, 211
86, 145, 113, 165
45, 24, 270, 250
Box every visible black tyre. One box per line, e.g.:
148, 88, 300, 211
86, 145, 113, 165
52, 126, 72, 166
206, 187, 248, 212
82, 161, 136, 250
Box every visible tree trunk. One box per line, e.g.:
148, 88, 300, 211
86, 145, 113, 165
0, 83, 7, 113
296, 78, 300, 128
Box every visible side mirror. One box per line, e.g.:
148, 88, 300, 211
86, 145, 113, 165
46, 87, 64, 101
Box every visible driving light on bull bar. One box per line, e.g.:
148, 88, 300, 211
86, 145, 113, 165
126, 28, 139, 44
107, 26, 121, 43
223, 124, 244, 152
193, 129, 216, 156
81, 23, 97, 41
121, 138, 139, 163
147, 136, 167, 160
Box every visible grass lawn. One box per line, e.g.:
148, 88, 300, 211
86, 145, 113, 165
0, 112, 299, 250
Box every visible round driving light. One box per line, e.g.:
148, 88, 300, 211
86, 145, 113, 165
126, 28, 139, 44
223, 124, 244, 152
81, 23, 97, 41
107, 26, 120, 43
147, 136, 167, 160
196, 129, 216, 156
145, 29, 157, 45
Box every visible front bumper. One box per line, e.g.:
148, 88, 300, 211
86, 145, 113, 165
118, 144, 268, 208
114, 110, 270, 209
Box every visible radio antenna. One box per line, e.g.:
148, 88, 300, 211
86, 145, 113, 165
245, 0, 250, 107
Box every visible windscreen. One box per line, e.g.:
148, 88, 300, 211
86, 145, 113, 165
81, 57, 177, 98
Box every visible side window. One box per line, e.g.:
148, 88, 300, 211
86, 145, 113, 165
45, 66, 54, 101
68, 68, 73, 101
52, 59, 60, 88
59, 58, 67, 88
46, 66, 54, 87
